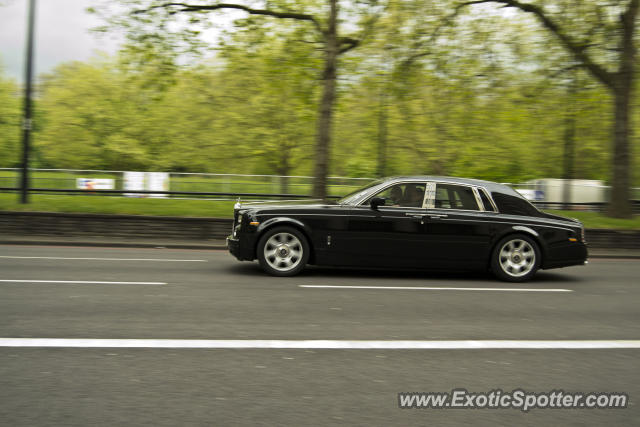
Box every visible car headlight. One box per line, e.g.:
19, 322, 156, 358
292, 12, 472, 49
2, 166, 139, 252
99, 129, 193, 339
237, 214, 243, 225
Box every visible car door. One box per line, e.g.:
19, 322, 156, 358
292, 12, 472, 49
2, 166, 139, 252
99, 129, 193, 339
341, 181, 437, 268
421, 182, 494, 269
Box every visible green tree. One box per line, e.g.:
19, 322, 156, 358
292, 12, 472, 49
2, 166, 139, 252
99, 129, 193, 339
36, 58, 151, 170
334, 3, 615, 186
94, 0, 384, 199
214, 24, 320, 189
453, 0, 638, 217
34, 45, 320, 181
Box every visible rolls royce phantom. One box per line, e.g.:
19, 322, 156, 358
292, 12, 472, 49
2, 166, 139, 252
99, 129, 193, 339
226, 176, 588, 282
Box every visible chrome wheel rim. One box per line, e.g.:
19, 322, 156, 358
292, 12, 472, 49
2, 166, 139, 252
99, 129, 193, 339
498, 239, 536, 277
263, 232, 303, 272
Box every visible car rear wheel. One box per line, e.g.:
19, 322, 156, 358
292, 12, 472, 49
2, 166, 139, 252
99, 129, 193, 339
491, 234, 540, 282
257, 226, 310, 277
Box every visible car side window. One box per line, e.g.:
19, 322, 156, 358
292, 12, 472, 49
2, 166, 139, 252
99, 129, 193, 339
434, 184, 480, 211
491, 192, 539, 216
479, 189, 496, 212
371, 183, 426, 208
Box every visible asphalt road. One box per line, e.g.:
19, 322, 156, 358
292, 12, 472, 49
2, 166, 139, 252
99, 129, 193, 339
0, 244, 638, 426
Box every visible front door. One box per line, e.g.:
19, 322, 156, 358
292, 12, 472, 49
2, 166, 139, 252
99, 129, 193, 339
342, 182, 436, 268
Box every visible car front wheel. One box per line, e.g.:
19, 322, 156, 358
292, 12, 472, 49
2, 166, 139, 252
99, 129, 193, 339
491, 234, 540, 282
257, 226, 310, 276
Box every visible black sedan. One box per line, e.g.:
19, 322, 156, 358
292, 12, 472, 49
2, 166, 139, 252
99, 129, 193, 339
227, 176, 588, 282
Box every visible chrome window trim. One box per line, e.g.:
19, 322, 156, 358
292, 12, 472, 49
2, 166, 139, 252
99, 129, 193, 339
425, 207, 488, 214
478, 187, 500, 212
472, 187, 485, 211
424, 182, 436, 209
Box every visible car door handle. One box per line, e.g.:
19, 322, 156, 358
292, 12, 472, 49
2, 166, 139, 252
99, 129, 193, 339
428, 214, 448, 219
405, 213, 424, 219
413, 215, 425, 224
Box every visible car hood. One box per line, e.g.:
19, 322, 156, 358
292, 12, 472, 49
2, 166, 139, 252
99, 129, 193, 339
538, 211, 582, 225
235, 200, 346, 213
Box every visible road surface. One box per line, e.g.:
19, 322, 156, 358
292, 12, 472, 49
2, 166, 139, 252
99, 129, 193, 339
0, 245, 638, 426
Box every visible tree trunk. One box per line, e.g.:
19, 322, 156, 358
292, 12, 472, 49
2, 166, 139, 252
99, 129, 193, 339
608, 85, 633, 218
278, 143, 291, 194
377, 82, 388, 177
278, 161, 290, 194
312, 0, 338, 200
606, 1, 637, 218
562, 73, 577, 210
279, 175, 290, 195
561, 115, 576, 210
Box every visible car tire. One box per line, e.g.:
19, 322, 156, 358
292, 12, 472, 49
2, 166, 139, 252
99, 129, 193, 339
257, 226, 310, 277
491, 234, 541, 282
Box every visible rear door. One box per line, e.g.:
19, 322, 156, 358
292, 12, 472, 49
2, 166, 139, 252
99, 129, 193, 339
422, 182, 494, 269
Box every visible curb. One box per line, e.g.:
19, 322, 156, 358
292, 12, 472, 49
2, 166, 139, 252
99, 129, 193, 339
0, 240, 228, 250
585, 254, 640, 260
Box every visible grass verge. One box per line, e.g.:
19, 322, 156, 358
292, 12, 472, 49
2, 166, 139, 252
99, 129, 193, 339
0, 193, 235, 217
545, 210, 640, 230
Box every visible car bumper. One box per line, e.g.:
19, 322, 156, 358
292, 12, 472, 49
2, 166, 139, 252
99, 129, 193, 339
227, 235, 255, 261
543, 242, 588, 269
227, 235, 241, 258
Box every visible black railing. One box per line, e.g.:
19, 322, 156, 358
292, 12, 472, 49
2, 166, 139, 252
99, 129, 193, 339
0, 187, 342, 200
533, 201, 640, 214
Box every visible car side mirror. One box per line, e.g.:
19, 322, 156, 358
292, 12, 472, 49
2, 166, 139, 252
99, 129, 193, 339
370, 197, 386, 210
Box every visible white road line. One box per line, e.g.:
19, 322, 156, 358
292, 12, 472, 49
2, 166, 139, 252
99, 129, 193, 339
0, 339, 638, 349
0, 256, 206, 262
299, 285, 572, 292
0, 280, 166, 285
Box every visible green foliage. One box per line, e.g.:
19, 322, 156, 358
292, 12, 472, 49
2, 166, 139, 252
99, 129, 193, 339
33, 26, 322, 179
1, 0, 638, 189
334, 0, 622, 183
36, 57, 151, 170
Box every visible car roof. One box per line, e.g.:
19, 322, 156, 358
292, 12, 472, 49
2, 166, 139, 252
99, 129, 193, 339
383, 176, 521, 196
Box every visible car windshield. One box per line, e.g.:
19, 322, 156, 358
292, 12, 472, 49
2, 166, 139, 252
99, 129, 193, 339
337, 179, 385, 205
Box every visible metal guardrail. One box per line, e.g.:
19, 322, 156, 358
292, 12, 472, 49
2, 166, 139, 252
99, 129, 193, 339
0, 168, 375, 179
1, 169, 639, 212
533, 201, 640, 214
0, 168, 373, 199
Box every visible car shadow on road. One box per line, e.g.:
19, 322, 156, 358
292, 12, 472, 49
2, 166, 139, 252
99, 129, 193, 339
531, 271, 585, 283
225, 263, 584, 284
302, 266, 493, 282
